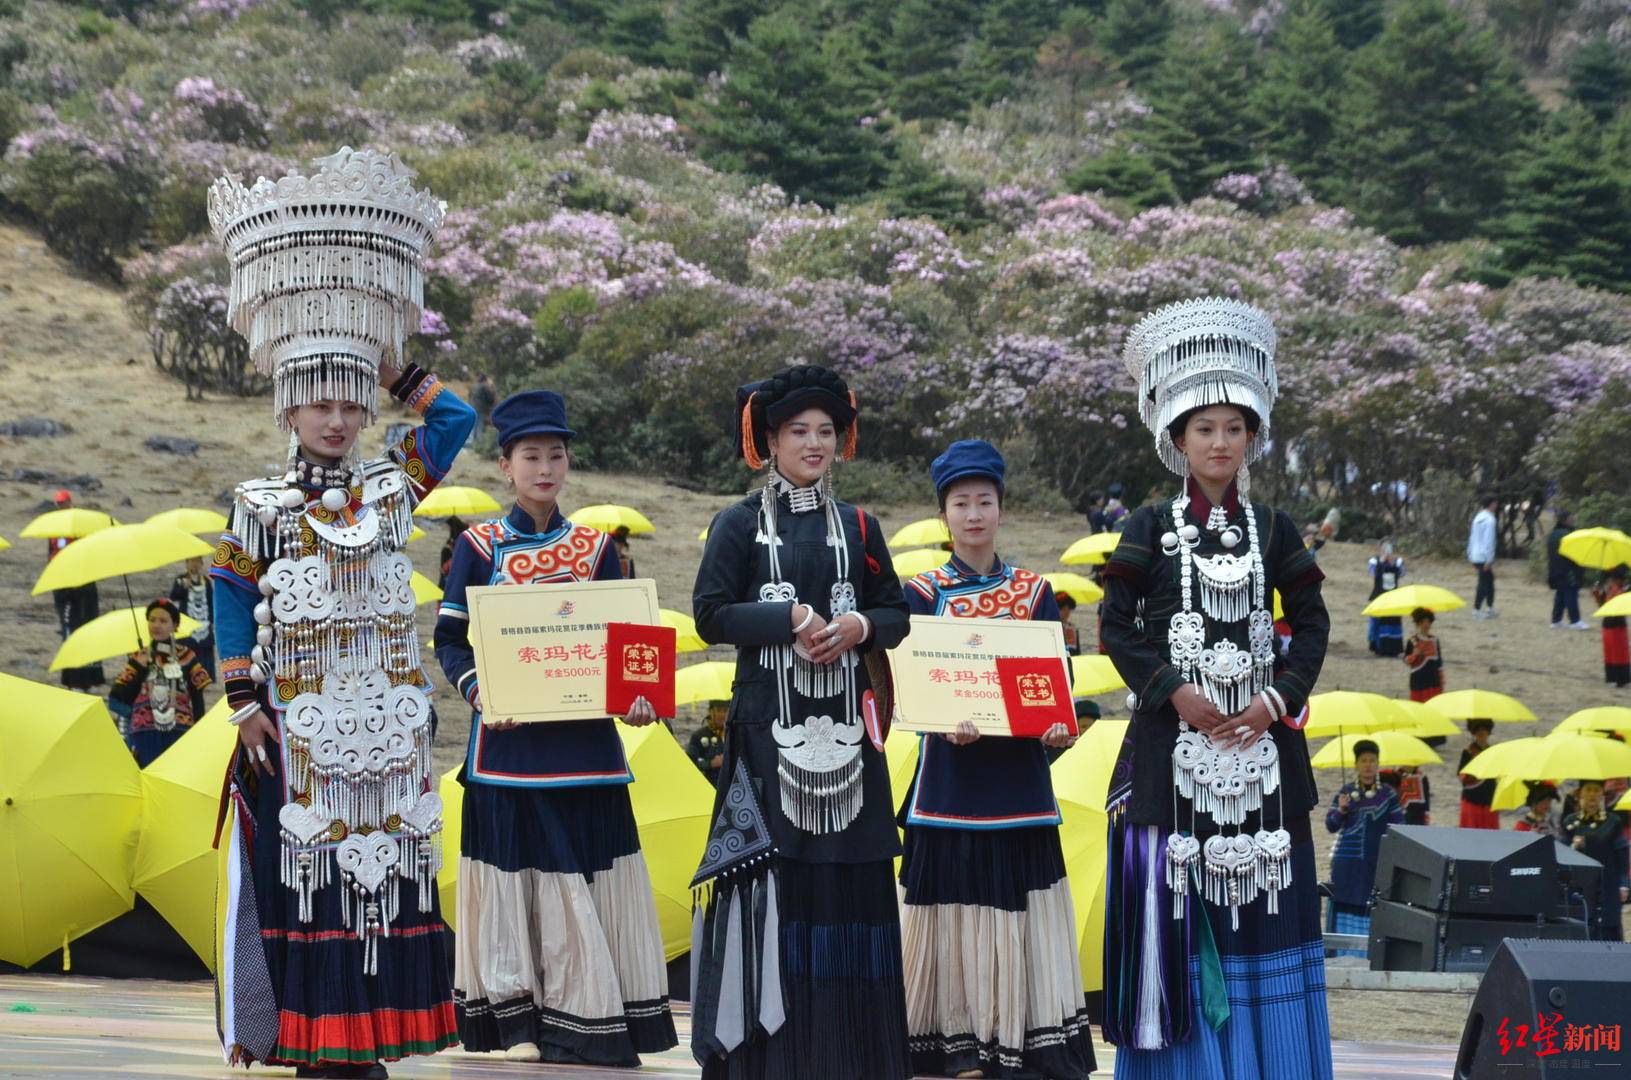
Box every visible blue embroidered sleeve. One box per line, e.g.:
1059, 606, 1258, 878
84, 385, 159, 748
434, 532, 488, 707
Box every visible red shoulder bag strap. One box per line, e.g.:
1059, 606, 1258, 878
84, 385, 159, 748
854, 507, 881, 576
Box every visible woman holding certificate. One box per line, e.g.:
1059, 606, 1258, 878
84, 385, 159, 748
690, 365, 913, 1080
897, 439, 1096, 1080
1099, 299, 1332, 1080
433, 390, 676, 1066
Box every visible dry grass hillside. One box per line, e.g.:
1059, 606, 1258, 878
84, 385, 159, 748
3, 220, 1624, 1045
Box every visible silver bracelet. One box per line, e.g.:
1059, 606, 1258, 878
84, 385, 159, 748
792, 604, 816, 635
848, 611, 872, 642
227, 702, 261, 727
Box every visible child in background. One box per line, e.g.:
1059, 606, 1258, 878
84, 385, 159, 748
1403, 607, 1444, 703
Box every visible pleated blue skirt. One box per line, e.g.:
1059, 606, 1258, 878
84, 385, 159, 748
1113, 828, 1333, 1080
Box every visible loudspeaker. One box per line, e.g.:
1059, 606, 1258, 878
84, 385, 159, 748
1374, 825, 1602, 919
1367, 900, 1590, 974
1455, 939, 1631, 1079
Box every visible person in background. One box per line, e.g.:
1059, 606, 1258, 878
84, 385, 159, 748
1564, 780, 1628, 940
1085, 490, 1108, 534
1514, 783, 1561, 837
469, 370, 497, 426
169, 555, 214, 680
1548, 510, 1589, 630
46, 489, 105, 691
108, 598, 210, 765
687, 699, 728, 786
1592, 565, 1630, 688
1103, 482, 1128, 532
1367, 539, 1406, 657
1458, 719, 1500, 829
1403, 607, 1445, 703
1057, 591, 1083, 655
1380, 765, 1430, 825
437, 516, 467, 590
612, 523, 636, 578
1468, 494, 1499, 618
1325, 739, 1403, 955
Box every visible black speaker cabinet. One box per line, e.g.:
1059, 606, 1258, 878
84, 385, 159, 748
1374, 825, 1602, 919
1456, 939, 1631, 1079
1367, 899, 1591, 974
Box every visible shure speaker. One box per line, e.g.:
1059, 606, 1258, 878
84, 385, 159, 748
1367, 900, 1590, 974
1374, 825, 1601, 919
1455, 939, 1631, 1079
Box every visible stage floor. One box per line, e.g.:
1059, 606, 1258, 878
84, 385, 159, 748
1, 975, 1458, 1079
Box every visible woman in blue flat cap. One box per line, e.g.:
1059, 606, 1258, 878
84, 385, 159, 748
689, 365, 914, 1080
434, 390, 677, 1067
898, 439, 1097, 1080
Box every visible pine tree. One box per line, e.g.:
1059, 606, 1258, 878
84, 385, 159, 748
667, 0, 773, 75
1064, 146, 1178, 209
1567, 39, 1631, 123
1251, 0, 1344, 194
1140, 22, 1262, 199
886, 0, 976, 121
604, 0, 670, 66
1493, 111, 1631, 292
1100, 0, 1171, 84
1319, 0, 1383, 49
968, 0, 1064, 103
1335, 0, 1539, 246
1035, 9, 1114, 138
883, 139, 988, 232
700, 9, 889, 206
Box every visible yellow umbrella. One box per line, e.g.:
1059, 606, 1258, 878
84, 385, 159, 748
1426, 688, 1536, 724
884, 727, 921, 813
1045, 572, 1104, 605
572, 504, 656, 536
407, 525, 428, 543
20, 508, 118, 539
1060, 533, 1120, 566
413, 486, 502, 518
0, 674, 143, 967
1492, 775, 1532, 812
1557, 706, 1631, 735
31, 523, 213, 595
50, 606, 204, 672
437, 764, 463, 930
1362, 584, 1467, 617
617, 720, 716, 959
1052, 719, 1128, 992
1595, 592, 1631, 619
1070, 654, 1125, 697
411, 571, 442, 606
1302, 691, 1406, 739
144, 507, 228, 535
1310, 731, 1440, 769
1559, 527, 1631, 571
0, 534, 11, 552
699, 526, 710, 542
677, 661, 735, 706
893, 548, 948, 579
1385, 699, 1461, 739
890, 518, 951, 548
661, 609, 709, 653
134, 699, 238, 970
1463, 733, 1631, 781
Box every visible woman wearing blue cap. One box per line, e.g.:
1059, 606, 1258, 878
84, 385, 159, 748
689, 365, 913, 1080
898, 439, 1096, 1080
434, 390, 676, 1066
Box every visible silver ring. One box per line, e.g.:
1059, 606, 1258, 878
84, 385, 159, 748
1235, 725, 1252, 736
254, 745, 268, 763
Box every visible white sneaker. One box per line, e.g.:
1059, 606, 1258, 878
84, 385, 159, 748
1551, 621, 1565, 629
505, 1043, 542, 1062
1572, 621, 1593, 630
1486, 609, 1500, 619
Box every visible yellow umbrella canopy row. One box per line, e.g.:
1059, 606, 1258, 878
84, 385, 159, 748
893, 548, 949, 579
573, 504, 655, 536
1462, 733, 1631, 782
1596, 592, 1631, 619
52, 606, 204, 672
1051, 719, 1127, 992
0, 674, 144, 968
1044, 572, 1103, 606
1060, 533, 1121, 566
20, 507, 118, 539
32, 523, 213, 595
144, 507, 229, 535
1310, 731, 1441, 769
1560, 527, 1631, 571
661, 609, 709, 653
1426, 688, 1537, 724
413, 485, 502, 518
890, 517, 951, 548
1362, 584, 1467, 618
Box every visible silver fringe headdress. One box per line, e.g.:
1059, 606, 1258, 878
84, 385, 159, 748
1122, 298, 1278, 478
208, 146, 446, 431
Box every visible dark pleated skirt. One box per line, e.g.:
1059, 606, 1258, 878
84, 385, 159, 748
456, 780, 676, 1061
696, 858, 911, 1080
900, 825, 1097, 1080
246, 761, 457, 1067
129, 726, 183, 767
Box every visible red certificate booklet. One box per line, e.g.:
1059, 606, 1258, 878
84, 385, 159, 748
994, 656, 1077, 738
605, 622, 677, 718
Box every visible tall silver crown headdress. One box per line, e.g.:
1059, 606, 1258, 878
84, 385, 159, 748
1122, 297, 1278, 478
208, 146, 446, 431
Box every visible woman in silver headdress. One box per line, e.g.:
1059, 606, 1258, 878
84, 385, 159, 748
1099, 299, 1333, 1079
208, 148, 475, 1079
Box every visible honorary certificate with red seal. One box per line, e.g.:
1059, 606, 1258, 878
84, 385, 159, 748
889, 613, 1070, 735
993, 656, 1077, 737
605, 620, 677, 718
466, 578, 662, 724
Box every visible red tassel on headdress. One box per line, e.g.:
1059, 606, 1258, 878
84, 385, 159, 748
740, 391, 763, 470
842, 390, 859, 461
